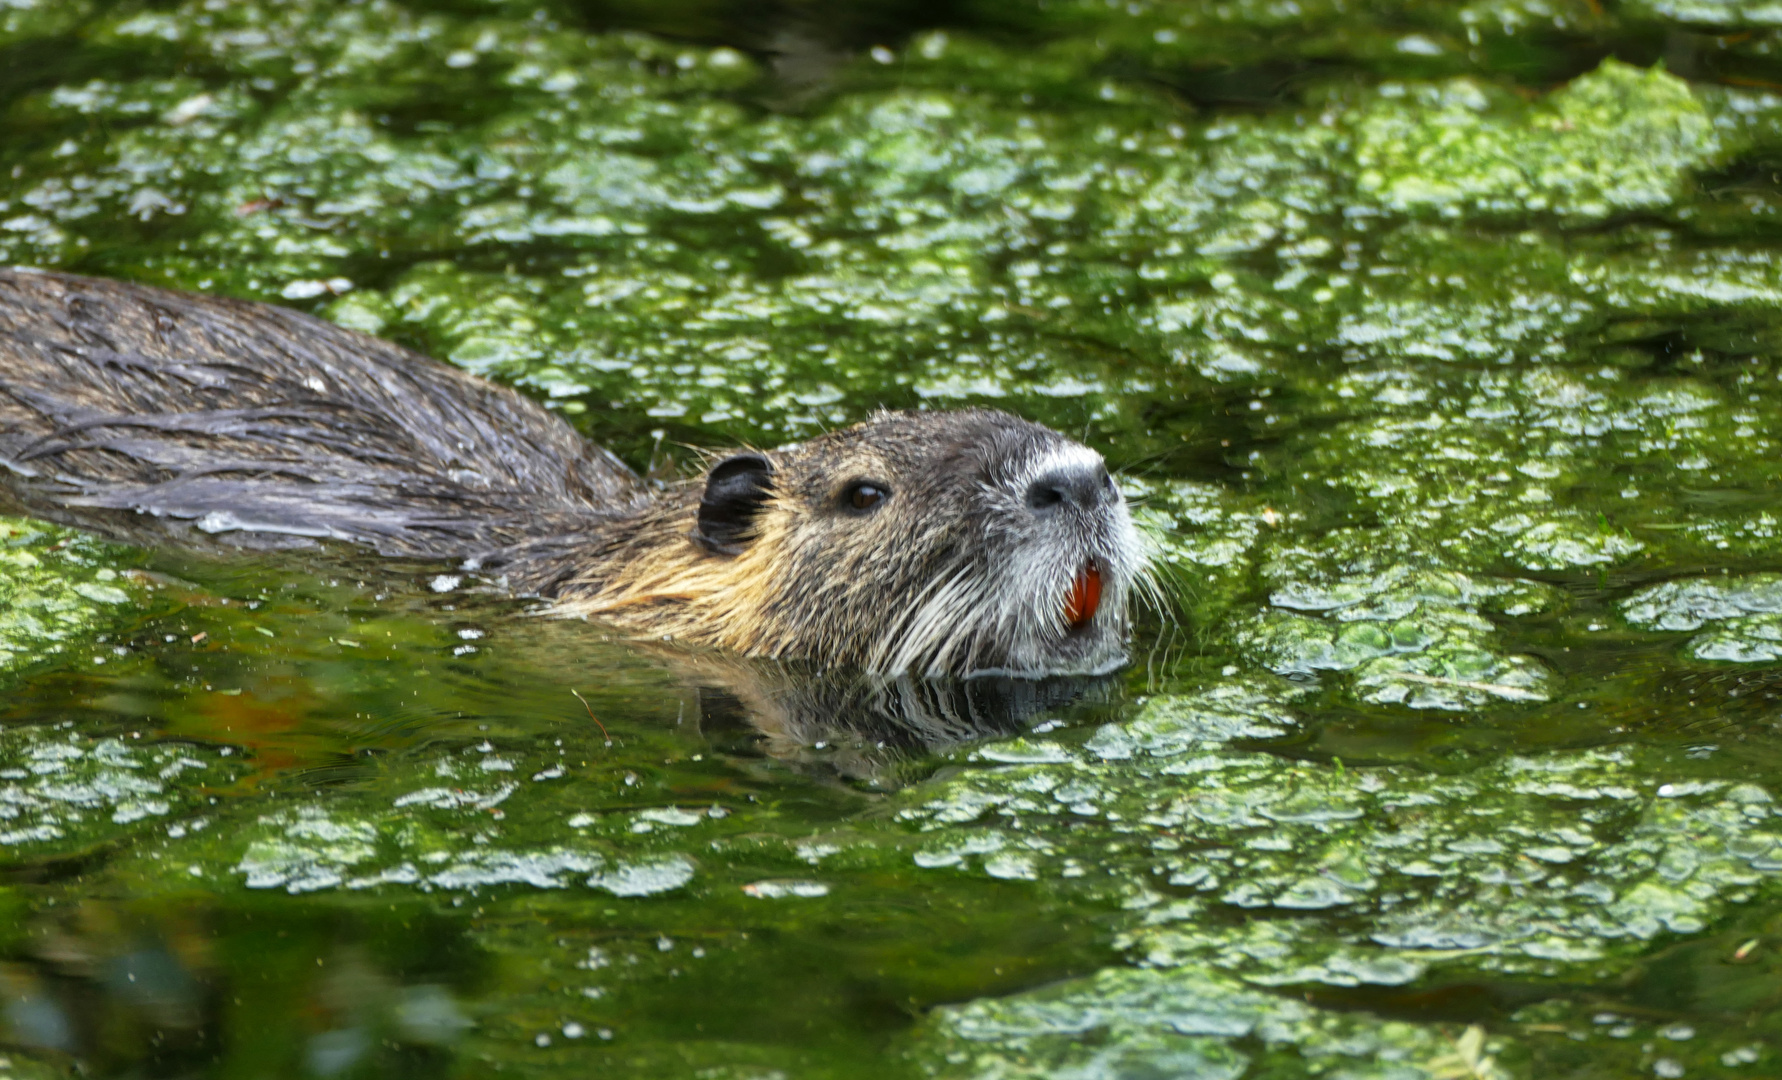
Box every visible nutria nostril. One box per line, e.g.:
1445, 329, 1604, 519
1025, 462, 1108, 514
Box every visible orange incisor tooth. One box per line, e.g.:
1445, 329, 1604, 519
1063, 560, 1102, 628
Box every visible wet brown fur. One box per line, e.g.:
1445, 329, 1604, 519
0, 269, 1139, 675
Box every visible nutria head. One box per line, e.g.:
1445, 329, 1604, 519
557, 409, 1146, 678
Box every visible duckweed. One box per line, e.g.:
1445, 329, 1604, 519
0, 518, 142, 680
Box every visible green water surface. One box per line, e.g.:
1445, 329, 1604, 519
7, 0, 1782, 1076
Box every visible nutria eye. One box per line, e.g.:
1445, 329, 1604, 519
844, 482, 889, 512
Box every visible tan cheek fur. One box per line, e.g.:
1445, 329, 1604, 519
550, 444, 895, 662
551, 501, 797, 657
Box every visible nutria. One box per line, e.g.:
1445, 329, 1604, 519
0, 268, 1145, 677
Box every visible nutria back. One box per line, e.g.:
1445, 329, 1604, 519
0, 268, 641, 557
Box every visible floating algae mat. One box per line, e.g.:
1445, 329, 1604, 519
14, 0, 1782, 1075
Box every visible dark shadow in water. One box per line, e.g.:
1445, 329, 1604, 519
1285, 978, 1584, 1025
1290, 904, 1782, 1035
669, 654, 1120, 785
1242, 655, 1782, 778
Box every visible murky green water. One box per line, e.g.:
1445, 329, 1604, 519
8, 0, 1782, 1075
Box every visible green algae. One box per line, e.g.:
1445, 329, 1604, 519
10, 0, 1782, 1075
897, 686, 1782, 1076
3, 0, 1768, 462
0, 518, 144, 684
1353, 62, 1721, 221
1625, 0, 1782, 27
1622, 574, 1782, 662
0, 723, 243, 860
915, 965, 1500, 1079
1240, 568, 1559, 710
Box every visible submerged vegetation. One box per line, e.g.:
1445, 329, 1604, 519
8, 0, 1782, 1075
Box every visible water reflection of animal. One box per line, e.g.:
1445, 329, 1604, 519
681, 656, 1117, 783
0, 269, 1147, 677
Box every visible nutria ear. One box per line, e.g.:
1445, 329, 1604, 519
694, 454, 773, 556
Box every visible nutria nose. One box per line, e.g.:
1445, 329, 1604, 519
1025, 462, 1113, 514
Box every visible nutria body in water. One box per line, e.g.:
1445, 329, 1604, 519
0, 268, 1144, 677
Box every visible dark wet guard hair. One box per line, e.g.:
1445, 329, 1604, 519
0, 267, 647, 560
